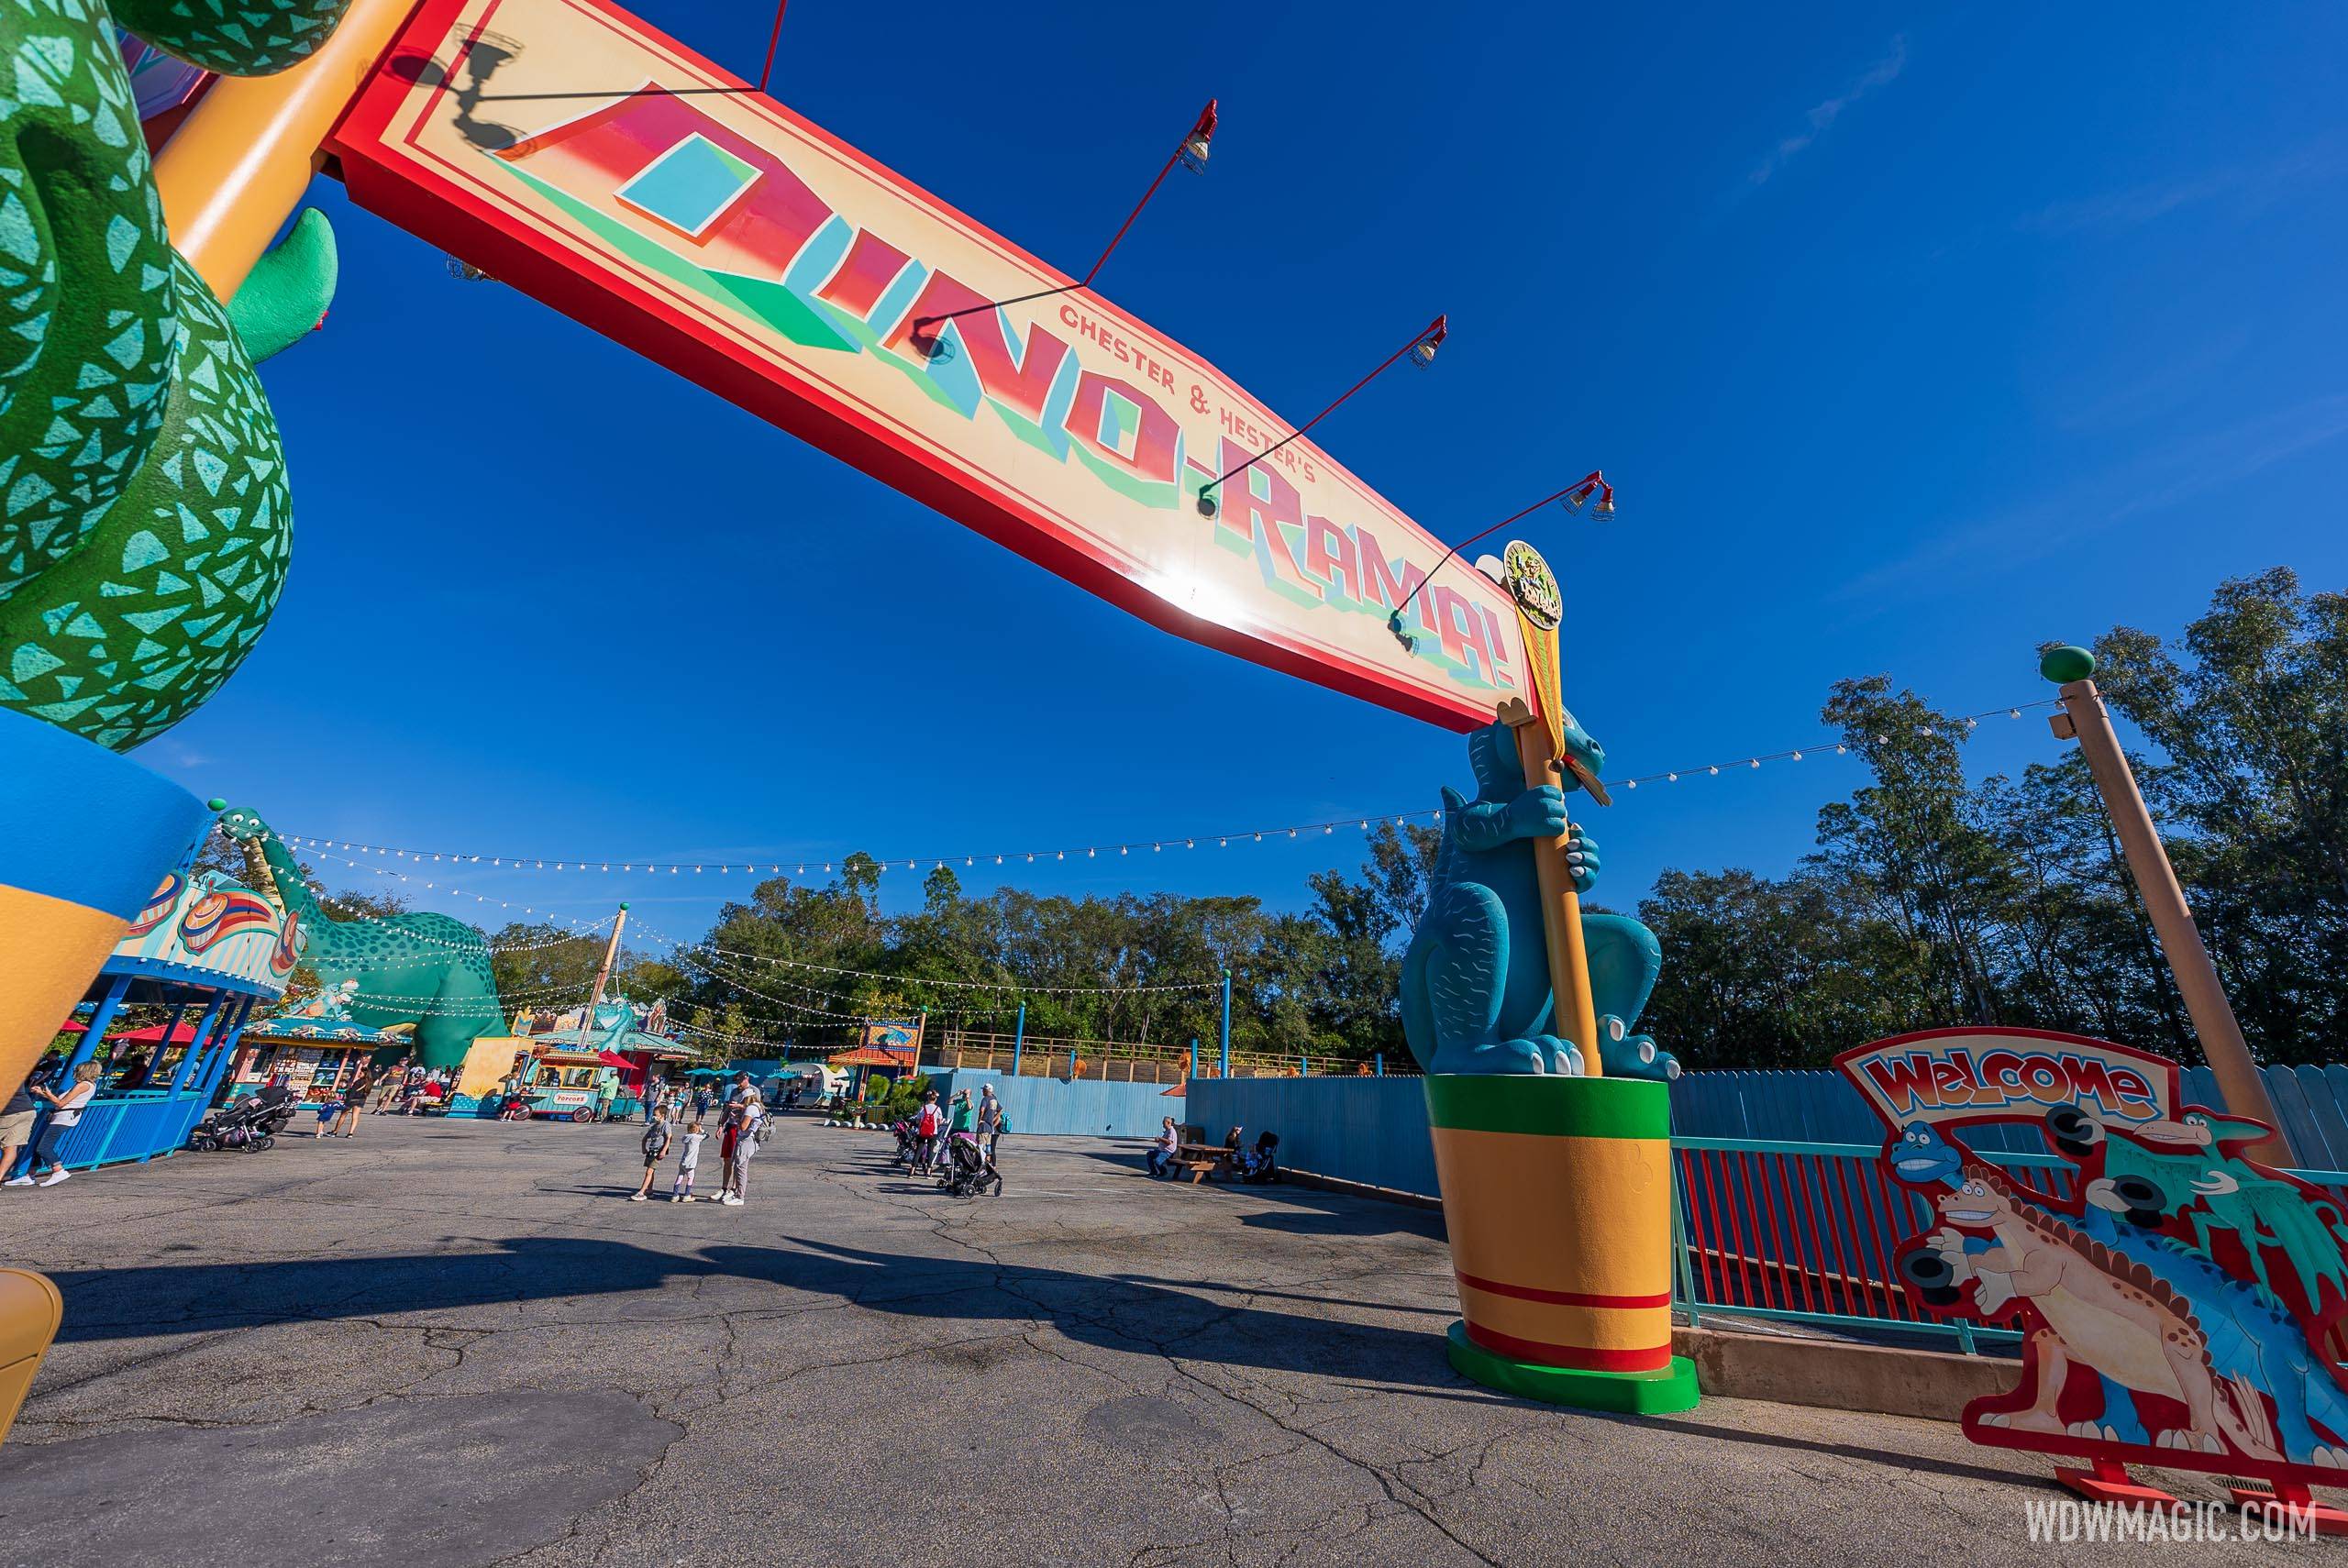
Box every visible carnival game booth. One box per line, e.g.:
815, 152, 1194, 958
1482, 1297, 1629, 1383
227, 986, 404, 1103
28, 865, 299, 1175
500, 996, 692, 1119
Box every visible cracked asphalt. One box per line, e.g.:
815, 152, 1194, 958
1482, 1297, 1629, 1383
0, 1115, 2320, 1565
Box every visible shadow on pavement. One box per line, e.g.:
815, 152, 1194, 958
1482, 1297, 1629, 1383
43, 1234, 1461, 1387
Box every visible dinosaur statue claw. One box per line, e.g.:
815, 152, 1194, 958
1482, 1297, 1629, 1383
1597, 1014, 1679, 1081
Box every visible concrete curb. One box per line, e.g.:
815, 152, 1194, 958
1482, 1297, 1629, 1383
1673, 1324, 2009, 1421
1279, 1167, 1443, 1211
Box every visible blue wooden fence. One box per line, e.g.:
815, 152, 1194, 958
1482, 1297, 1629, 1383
1667, 1064, 2348, 1164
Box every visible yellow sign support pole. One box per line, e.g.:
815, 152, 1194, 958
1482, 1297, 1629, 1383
1493, 538, 1607, 1075
150, 0, 421, 298
1499, 697, 1600, 1073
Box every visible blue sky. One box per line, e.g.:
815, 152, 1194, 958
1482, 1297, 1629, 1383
150, 0, 2348, 948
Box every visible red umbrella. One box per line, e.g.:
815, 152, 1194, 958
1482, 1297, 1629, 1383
105, 1021, 205, 1046
58, 1020, 88, 1034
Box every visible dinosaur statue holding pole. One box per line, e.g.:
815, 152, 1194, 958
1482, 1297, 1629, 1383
1400, 537, 1698, 1414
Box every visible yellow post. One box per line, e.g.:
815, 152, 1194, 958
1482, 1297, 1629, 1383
150, 0, 421, 298
2043, 647, 2293, 1164
1500, 700, 1600, 1071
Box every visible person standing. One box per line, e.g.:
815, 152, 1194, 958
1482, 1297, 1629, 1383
715, 1104, 741, 1198
0, 1072, 42, 1186
642, 1076, 664, 1125
22, 1062, 99, 1187
724, 1100, 760, 1208
975, 1084, 1002, 1170
332, 1065, 374, 1138
912, 1091, 943, 1176
631, 1110, 670, 1201
670, 1120, 704, 1201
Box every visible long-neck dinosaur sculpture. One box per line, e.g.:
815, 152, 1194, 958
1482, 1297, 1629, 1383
219, 806, 504, 1067
1, 0, 346, 750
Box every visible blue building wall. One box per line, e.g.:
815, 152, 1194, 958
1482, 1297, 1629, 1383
922, 1068, 1176, 1139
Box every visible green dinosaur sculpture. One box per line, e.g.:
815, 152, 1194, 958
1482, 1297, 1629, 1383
1, 0, 347, 750
218, 805, 505, 1067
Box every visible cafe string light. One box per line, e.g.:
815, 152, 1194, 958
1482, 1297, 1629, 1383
273, 697, 2057, 874
686, 943, 1218, 995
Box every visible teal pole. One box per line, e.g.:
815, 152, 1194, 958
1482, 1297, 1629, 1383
1012, 1003, 1025, 1076
1189, 1037, 1198, 1077
165, 993, 227, 1095
1375, 1053, 1383, 1077
1300, 1054, 1308, 1077
1219, 969, 1231, 1077
62, 973, 132, 1076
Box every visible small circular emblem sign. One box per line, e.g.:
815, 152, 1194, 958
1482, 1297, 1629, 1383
1502, 540, 1561, 630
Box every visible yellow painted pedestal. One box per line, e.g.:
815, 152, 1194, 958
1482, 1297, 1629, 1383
1425, 1074, 1698, 1413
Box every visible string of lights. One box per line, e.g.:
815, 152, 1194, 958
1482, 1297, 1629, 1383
682, 943, 1218, 995
287, 842, 622, 942
272, 699, 2059, 875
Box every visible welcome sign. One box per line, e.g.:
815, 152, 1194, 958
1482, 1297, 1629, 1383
1833, 1027, 2180, 1131
330, 0, 1529, 729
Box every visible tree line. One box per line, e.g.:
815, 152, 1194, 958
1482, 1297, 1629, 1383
341, 569, 2342, 1075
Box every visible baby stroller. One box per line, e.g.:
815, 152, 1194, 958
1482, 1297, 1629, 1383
1236, 1132, 1280, 1184
188, 1091, 297, 1153
939, 1132, 1002, 1198
892, 1119, 921, 1167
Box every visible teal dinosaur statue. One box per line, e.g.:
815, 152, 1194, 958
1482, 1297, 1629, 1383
1, 0, 348, 750
1400, 716, 1678, 1079
217, 805, 504, 1067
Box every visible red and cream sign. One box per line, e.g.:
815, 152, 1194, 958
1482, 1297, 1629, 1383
329, 0, 1526, 728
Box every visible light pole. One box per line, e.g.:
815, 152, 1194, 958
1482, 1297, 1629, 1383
2041, 645, 2293, 1164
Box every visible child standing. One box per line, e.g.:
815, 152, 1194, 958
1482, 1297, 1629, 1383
630, 1111, 670, 1200
670, 1120, 704, 1202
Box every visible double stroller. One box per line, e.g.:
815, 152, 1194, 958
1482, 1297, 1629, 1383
188, 1089, 299, 1153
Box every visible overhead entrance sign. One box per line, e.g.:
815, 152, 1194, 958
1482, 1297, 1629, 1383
329, 0, 1527, 729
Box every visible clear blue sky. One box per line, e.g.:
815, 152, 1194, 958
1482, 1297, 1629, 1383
150, 0, 2348, 947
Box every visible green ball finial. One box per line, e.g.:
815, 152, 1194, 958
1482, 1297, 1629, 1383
206, 798, 227, 812
2040, 646, 2095, 684
619, 901, 629, 911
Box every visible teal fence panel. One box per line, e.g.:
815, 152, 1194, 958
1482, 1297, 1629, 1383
39, 1089, 215, 1171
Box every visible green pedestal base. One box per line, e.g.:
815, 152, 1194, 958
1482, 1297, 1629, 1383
1445, 1321, 1700, 1414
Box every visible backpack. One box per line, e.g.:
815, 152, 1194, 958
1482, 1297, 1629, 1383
916, 1106, 939, 1136
996, 1111, 1012, 1135
753, 1112, 774, 1145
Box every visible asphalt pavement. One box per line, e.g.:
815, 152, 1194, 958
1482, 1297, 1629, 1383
0, 1113, 2320, 1566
